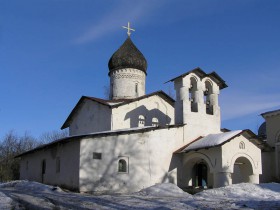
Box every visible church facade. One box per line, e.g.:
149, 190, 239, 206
259, 109, 280, 182
17, 32, 264, 193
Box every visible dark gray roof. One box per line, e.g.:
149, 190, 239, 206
165, 67, 228, 89
108, 37, 147, 74
261, 109, 280, 118
16, 124, 183, 158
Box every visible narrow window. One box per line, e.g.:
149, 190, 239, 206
56, 157, 60, 173
42, 160, 46, 174
135, 83, 138, 94
138, 115, 145, 127
152, 117, 159, 126
118, 159, 127, 173
110, 83, 113, 99
239, 141, 245, 149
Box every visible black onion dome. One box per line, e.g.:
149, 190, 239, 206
258, 122, 267, 139
108, 37, 147, 74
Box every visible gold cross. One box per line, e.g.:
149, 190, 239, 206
122, 22, 135, 37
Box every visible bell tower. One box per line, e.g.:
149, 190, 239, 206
108, 23, 147, 100
171, 68, 227, 135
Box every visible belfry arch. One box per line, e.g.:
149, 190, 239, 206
189, 77, 198, 112
204, 80, 214, 115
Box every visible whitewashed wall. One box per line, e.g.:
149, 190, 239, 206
69, 99, 112, 136
19, 140, 80, 191
79, 126, 184, 193
179, 134, 262, 188
263, 113, 280, 180
260, 151, 274, 182
265, 114, 280, 147
109, 68, 146, 100
111, 95, 174, 130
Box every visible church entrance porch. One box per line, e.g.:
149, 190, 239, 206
176, 130, 262, 190
232, 156, 254, 184
180, 154, 214, 189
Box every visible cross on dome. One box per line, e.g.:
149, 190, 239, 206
122, 22, 135, 36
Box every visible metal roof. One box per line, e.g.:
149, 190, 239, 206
165, 67, 228, 89
61, 91, 175, 129
16, 124, 183, 158
175, 129, 258, 153
261, 109, 280, 118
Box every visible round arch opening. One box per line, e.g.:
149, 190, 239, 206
232, 156, 253, 184
183, 157, 213, 188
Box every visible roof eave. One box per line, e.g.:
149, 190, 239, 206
165, 67, 227, 90
61, 96, 112, 129
178, 130, 254, 154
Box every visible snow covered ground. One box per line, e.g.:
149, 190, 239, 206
0, 181, 279, 209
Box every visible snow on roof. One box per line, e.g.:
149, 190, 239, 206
181, 130, 243, 152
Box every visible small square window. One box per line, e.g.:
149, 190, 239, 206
93, 152, 102, 160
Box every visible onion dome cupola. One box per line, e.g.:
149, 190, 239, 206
108, 37, 147, 74
108, 22, 147, 100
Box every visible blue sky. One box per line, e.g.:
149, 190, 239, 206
1, 0, 280, 138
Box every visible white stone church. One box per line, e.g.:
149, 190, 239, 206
17, 29, 272, 193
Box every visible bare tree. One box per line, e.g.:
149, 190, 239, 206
39, 129, 69, 145
0, 131, 39, 181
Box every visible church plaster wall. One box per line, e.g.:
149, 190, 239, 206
179, 134, 261, 189
223, 135, 261, 173
69, 99, 112, 136
79, 126, 184, 193
220, 135, 261, 186
19, 140, 80, 191
111, 95, 174, 130
262, 113, 280, 181
179, 147, 220, 188
174, 73, 221, 135
265, 114, 280, 147
260, 151, 275, 182
110, 68, 146, 99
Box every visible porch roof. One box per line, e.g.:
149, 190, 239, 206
176, 130, 244, 153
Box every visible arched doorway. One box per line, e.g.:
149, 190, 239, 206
193, 162, 208, 187
181, 154, 214, 189
232, 156, 253, 184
